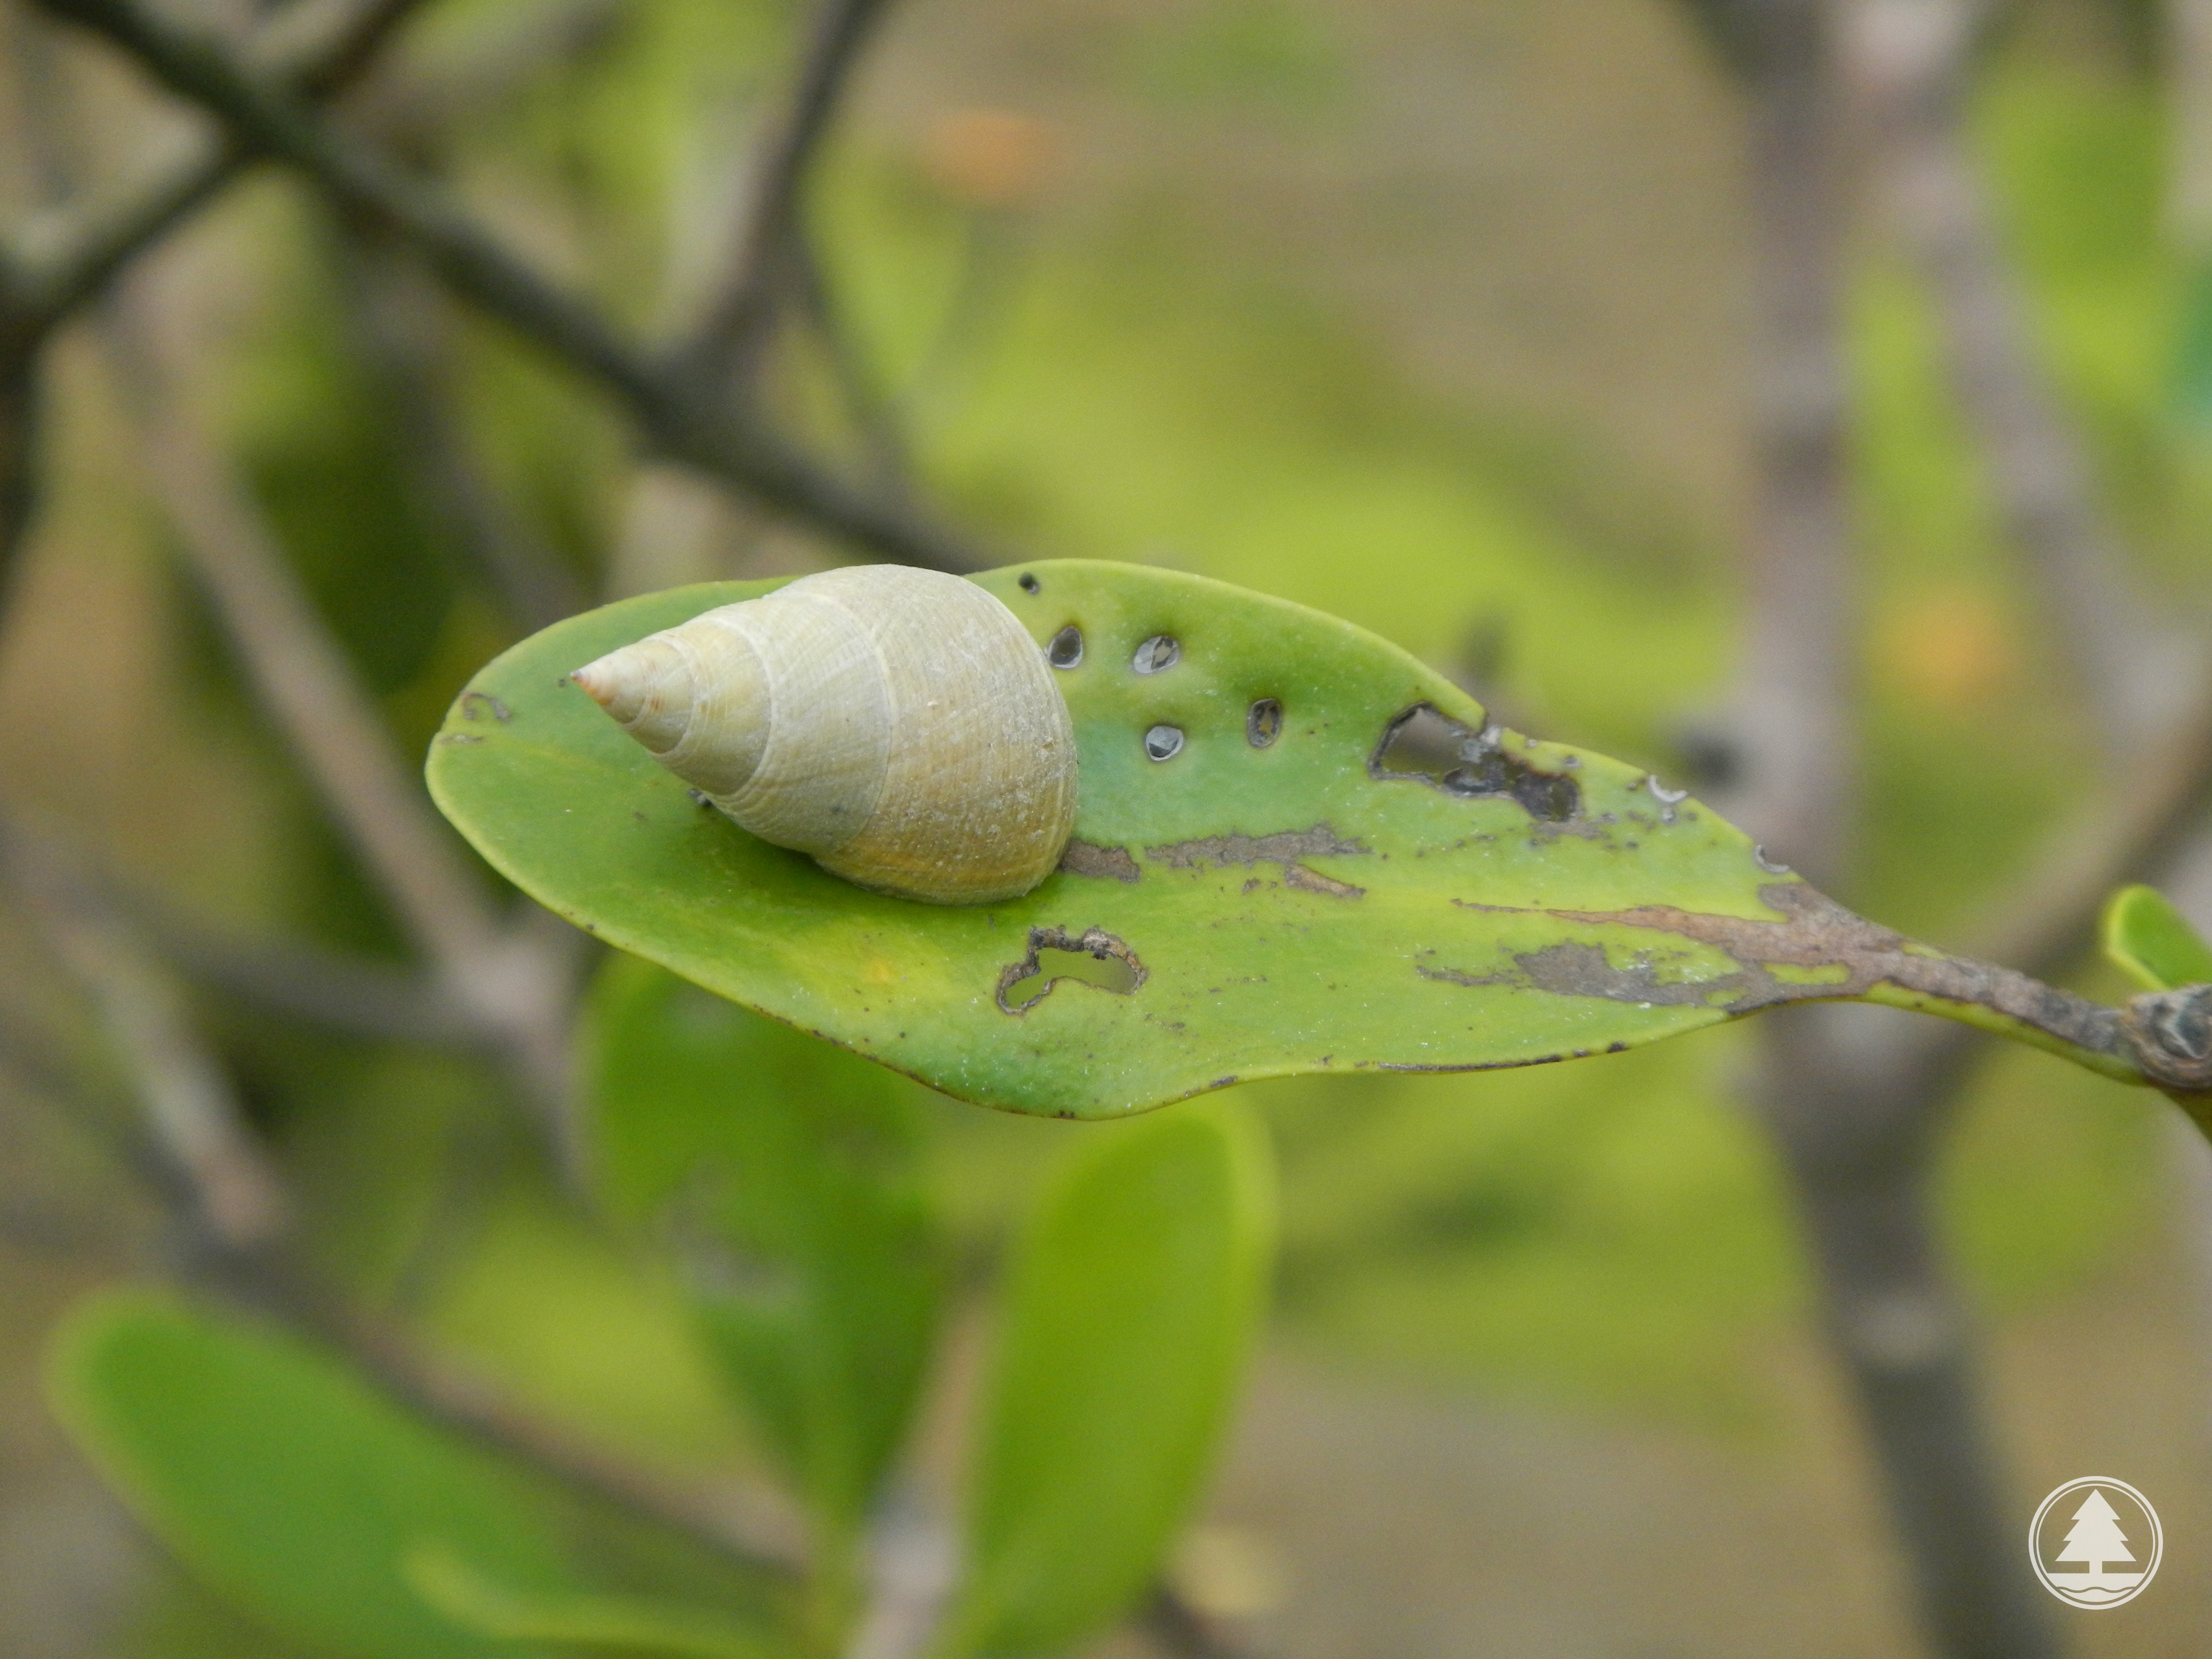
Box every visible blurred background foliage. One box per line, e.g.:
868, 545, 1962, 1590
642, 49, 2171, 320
5, 0, 2212, 1654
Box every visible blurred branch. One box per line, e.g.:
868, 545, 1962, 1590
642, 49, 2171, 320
151, 915, 493, 1047
1854, 0, 2199, 738
101, 286, 581, 1152
1712, 0, 1856, 884
0, 817, 287, 1250
1137, 1587, 1250, 1659
5, 820, 809, 1570
35, 0, 981, 571
1708, 5, 2063, 1656
682, 0, 895, 384
789, 235, 911, 496
339, 227, 588, 632
0, 0, 428, 607
0, 0, 426, 346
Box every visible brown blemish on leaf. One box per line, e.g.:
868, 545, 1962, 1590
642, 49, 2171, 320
1284, 864, 1365, 899
997, 926, 1148, 1014
1370, 703, 1579, 822
1438, 883, 2130, 1065
1145, 824, 1370, 899
1058, 839, 1141, 882
460, 691, 512, 722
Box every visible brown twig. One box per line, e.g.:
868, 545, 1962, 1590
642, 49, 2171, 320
1697, 6, 2063, 1656
0, 818, 287, 1249
101, 282, 581, 1154
0, 0, 428, 343
1, 811, 809, 1570
337, 226, 588, 633
1854, 0, 2199, 739
680, 0, 896, 385
1709, 0, 1858, 886
35, 0, 980, 572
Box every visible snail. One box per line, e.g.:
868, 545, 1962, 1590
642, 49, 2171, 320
571, 565, 1078, 904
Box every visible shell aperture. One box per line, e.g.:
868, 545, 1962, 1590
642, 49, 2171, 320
572, 565, 1079, 904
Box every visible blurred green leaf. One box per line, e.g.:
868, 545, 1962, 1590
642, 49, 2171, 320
431, 563, 1795, 1118
938, 1099, 1274, 1659
2101, 884, 2212, 992
403, 1546, 776, 1659
584, 952, 943, 1538
47, 1290, 574, 1659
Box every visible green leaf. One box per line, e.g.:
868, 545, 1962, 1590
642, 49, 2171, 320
428, 561, 1797, 1117
938, 1099, 1274, 1659
49, 1292, 778, 1659
2101, 884, 2212, 992
583, 952, 943, 1537
403, 1546, 777, 1659
46, 1290, 576, 1659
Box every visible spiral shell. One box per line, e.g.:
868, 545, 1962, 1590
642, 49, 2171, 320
572, 566, 1078, 904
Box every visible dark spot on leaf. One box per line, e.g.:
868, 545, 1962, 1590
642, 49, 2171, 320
1018, 572, 1040, 593
460, 691, 512, 722
1059, 840, 1141, 882
1048, 625, 1083, 669
1247, 698, 1283, 747
1370, 703, 1580, 822
998, 926, 1147, 1013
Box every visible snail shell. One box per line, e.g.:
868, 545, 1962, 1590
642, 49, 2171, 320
572, 565, 1078, 904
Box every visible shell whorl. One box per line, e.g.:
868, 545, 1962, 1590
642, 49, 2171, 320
572, 566, 1078, 904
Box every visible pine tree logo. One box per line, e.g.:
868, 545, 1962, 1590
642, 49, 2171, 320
2030, 1478, 2162, 1609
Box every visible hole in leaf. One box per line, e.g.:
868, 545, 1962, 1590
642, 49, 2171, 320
1018, 572, 1040, 593
1133, 635, 1181, 675
1370, 703, 1579, 822
1047, 625, 1084, 669
997, 926, 1147, 1013
1145, 724, 1185, 761
1247, 698, 1283, 747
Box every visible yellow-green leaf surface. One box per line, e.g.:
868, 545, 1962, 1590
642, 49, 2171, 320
2102, 884, 2212, 992
430, 562, 1794, 1117
941, 1099, 1274, 1659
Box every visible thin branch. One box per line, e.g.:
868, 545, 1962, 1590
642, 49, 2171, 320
1854, 0, 2199, 738
7, 824, 810, 1570
280, 1287, 812, 1572
1137, 1587, 1251, 1659
108, 309, 505, 975
150, 918, 491, 1047
100, 285, 580, 1142
0, 816, 287, 1249
682, 0, 895, 382
1713, 0, 1857, 884
788, 233, 910, 496
36, 0, 981, 572
1707, 7, 2063, 1656
0, 0, 429, 342
338, 226, 588, 633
